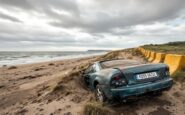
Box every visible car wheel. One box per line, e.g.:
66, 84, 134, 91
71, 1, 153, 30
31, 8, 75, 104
95, 84, 107, 103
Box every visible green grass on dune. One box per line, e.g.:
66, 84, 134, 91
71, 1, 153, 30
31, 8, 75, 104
142, 41, 185, 55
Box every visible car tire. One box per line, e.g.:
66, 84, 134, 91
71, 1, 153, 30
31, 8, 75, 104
95, 84, 107, 103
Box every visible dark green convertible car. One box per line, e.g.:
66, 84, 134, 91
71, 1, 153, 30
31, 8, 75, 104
83, 59, 173, 103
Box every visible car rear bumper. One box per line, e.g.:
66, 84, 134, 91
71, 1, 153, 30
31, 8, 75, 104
109, 78, 173, 100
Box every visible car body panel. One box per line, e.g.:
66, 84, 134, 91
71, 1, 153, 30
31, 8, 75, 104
116, 63, 168, 85
83, 59, 173, 101
86, 68, 118, 90
110, 77, 173, 99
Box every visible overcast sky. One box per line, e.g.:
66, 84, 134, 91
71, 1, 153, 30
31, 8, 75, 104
0, 0, 185, 51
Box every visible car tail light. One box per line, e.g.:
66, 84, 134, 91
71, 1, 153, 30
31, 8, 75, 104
165, 67, 170, 76
111, 74, 127, 88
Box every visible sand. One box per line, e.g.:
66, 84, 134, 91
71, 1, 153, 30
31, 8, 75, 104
0, 49, 185, 115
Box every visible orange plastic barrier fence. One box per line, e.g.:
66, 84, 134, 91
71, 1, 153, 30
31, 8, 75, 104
148, 52, 156, 62
152, 53, 165, 63
144, 50, 148, 57
164, 54, 185, 75
137, 47, 185, 75
146, 51, 151, 59
140, 48, 145, 55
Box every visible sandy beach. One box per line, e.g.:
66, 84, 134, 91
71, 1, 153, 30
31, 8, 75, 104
0, 55, 98, 115
0, 49, 185, 115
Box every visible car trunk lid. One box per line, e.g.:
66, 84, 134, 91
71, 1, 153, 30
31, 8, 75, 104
115, 63, 167, 85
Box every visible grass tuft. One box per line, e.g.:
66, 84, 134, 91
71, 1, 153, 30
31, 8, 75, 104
173, 71, 185, 83
83, 102, 118, 115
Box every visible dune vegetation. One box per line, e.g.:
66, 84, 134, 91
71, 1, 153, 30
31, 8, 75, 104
142, 41, 185, 55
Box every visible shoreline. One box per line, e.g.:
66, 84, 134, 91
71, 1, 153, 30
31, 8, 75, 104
0, 53, 105, 68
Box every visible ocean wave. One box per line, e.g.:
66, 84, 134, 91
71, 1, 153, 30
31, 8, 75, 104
0, 51, 106, 66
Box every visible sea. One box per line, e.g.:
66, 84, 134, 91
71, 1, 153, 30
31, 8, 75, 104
0, 51, 107, 67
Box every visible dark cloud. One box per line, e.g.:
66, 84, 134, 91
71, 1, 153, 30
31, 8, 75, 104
0, 0, 33, 10
0, 0, 79, 15
0, 12, 22, 22
49, 0, 185, 34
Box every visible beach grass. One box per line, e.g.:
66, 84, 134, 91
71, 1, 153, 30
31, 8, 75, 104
142, 41, 185, 55
83, 102, 118, 115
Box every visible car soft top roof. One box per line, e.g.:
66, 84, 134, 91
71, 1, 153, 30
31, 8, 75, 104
99, 59, 143, 69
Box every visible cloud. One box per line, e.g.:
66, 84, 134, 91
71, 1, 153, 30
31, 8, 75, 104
49, 0, 185, 34
0, 0, 33, 10
0, 12, 22, 22
0, 0, 185, 51
0, 0, 79, 15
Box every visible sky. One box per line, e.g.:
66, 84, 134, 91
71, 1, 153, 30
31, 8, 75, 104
0, 0, 185, 51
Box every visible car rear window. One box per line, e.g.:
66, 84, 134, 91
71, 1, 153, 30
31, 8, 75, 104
100, 59, 141, 69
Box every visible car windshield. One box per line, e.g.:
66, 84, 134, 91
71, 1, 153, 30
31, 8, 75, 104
100, 59, 141, 69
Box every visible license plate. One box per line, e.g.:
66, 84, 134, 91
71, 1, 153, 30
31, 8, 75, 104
136, 72, 158, 80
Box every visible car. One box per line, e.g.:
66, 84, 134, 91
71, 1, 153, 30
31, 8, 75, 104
82, 59, 173, 103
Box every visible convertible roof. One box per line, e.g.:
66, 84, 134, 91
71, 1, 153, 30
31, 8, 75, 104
100, 59, 142, 69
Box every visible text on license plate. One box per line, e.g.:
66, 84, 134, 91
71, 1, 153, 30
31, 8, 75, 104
136, 72, 158, 80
